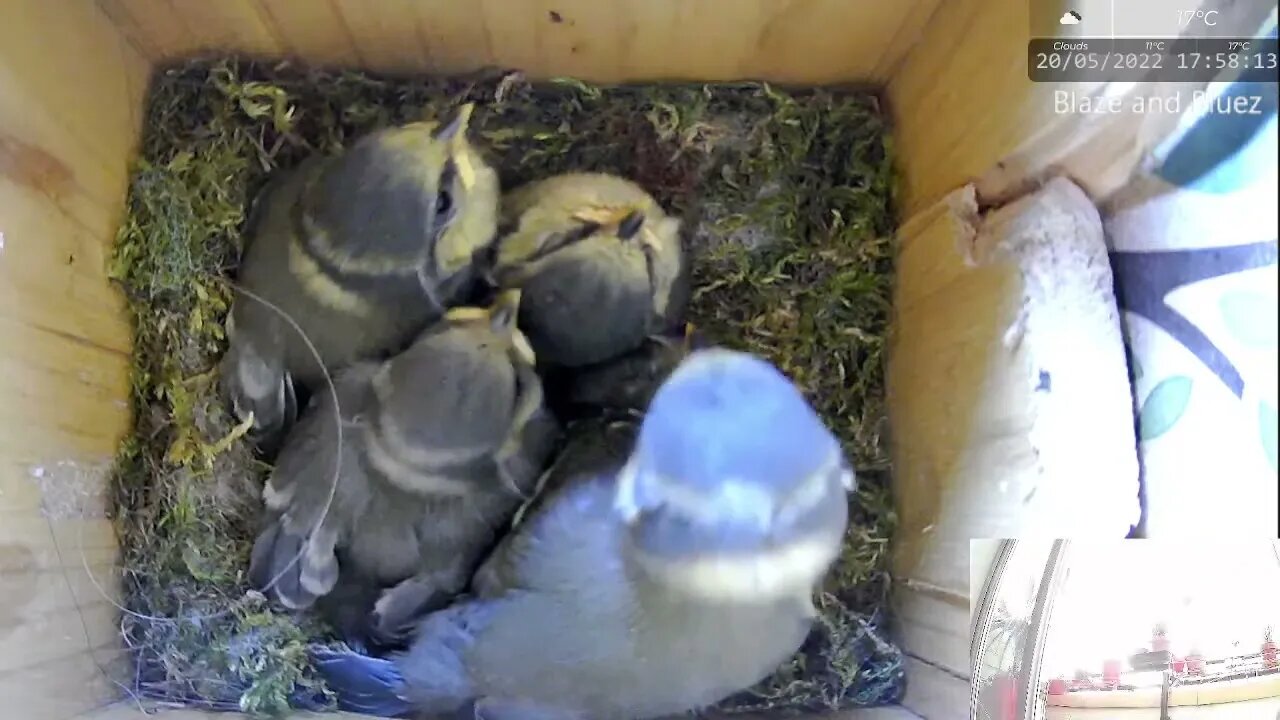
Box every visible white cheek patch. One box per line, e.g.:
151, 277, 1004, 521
774, 453, 847, 529
619, 469, 775, 530
636, 531, 843, 604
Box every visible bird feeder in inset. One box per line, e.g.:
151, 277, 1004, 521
1102, 659, 1123, 689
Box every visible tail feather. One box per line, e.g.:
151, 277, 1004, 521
300, 525, 340, 596
248, 521, 285, 590
249, 521, 321, 609
311, 646, 414, 717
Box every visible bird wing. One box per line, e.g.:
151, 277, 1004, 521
436, 474, 639, 712
248, 362, 377, 608
492, 361, 559, 498
471, 419, 635, 597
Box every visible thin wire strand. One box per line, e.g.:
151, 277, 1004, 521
75, 274, 344, 629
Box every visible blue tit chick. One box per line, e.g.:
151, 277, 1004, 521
221, 104, 500, 454
247, 289, 557, 649
313, 348, 857, 720
488, 173, 690, 369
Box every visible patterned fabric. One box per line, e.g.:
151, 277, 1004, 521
1104, 37, 1279, 535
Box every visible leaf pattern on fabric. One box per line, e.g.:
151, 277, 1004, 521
1220, 288, 1279, 349
1139, 376, 1193, 441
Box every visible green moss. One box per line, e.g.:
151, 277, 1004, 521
108, 57, 903, 715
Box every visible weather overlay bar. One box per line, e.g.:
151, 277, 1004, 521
1028, 37, 1279, 82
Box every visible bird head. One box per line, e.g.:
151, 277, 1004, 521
367, 290, 539, 496
490, 199, 678, 288
297, 104, 499, 291
612, 348, 855, 604
437, 288, 535, 366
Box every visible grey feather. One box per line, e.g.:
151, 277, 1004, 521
395, 430, 828, 718
248, 296, 556, 647
222, 118, 499, 452
321, 350, 852, 719
493, 173, 687, 368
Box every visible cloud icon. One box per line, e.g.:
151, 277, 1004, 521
1059, 11, 1082, 25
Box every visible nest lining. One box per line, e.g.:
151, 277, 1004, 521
108, 57, 905, 716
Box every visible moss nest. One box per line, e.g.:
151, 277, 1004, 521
108, 58, 904, 716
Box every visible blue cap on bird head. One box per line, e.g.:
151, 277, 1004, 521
631, 348, 843, 497
618, 349, 854, 601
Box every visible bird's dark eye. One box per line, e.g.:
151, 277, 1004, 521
435, 190, 453, 217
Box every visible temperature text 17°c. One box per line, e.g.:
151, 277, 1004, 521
1176, 10, 1219, 28
1140, 39, 1263, 52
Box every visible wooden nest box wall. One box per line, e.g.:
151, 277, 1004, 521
3, 1, 1271, 719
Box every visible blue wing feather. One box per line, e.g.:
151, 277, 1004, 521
310, 646, 414, 717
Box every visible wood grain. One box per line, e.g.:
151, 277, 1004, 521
94, 0, 190, 59
331, 0, 432, 73
0, 3, 141, 715
255, 0, 362, 68
0, 0, 141, 464
166, 0, 283, 58
410, 0, 495, 75
89, 0, 944, 82
0, 650, 127, 720
893, 587, 969, 678
899, 657, 969, 720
